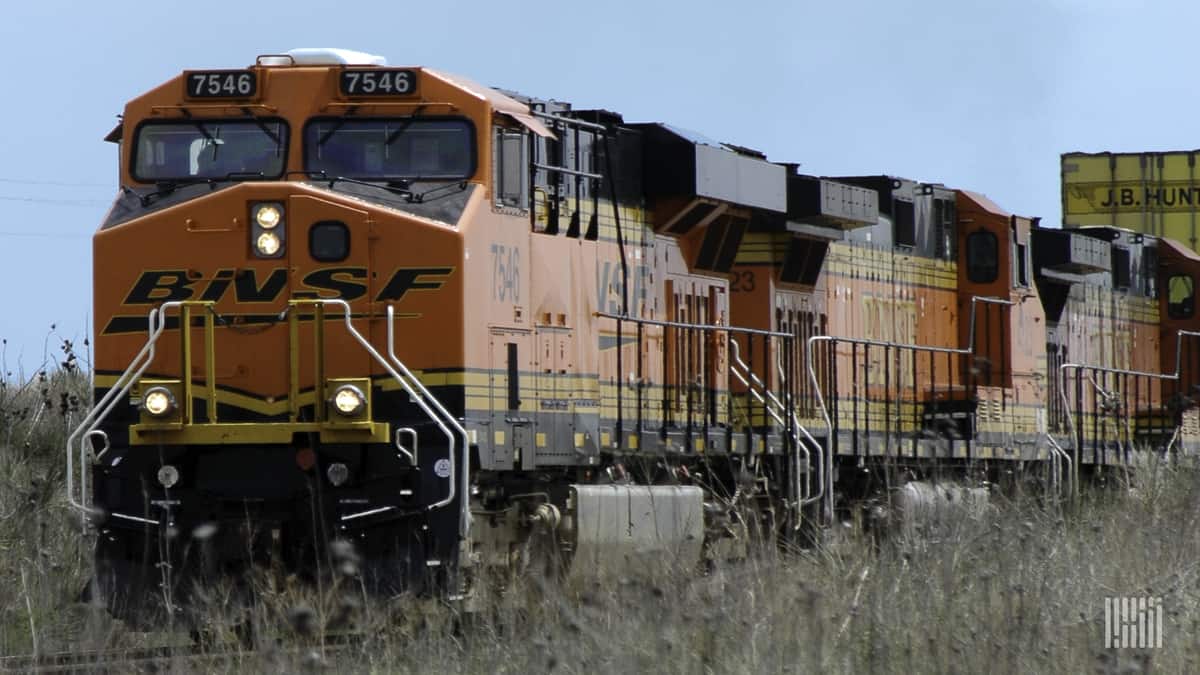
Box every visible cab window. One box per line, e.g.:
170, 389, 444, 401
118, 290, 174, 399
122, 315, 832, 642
1168, 274, 1195, 319
303, 118, 474, 181
966, 230, 999, 284
133, 120, 287, 181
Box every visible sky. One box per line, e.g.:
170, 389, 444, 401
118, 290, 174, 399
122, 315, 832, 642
0, 0, 1196, 374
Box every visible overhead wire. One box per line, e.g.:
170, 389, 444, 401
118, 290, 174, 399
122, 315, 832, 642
0, 177, 110, 188
0, 196, 109, 206
0, 179, 110, 237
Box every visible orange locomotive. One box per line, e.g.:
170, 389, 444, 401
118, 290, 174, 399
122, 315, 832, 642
71, 48, 1200, 622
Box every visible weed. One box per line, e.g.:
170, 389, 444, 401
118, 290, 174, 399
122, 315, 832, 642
2, 353, 1199, 672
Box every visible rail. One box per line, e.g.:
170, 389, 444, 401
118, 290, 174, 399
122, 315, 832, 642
777, 356, 826, 508
526, 108, 605, 237
598, 311, 816, 526
385, 305, 471, 538
302, 299, 465, 532
805, 296, 1017, 516
67, 300, 471, 540
1057, 329, 1200, 495
599, 310, 792, 443
66, 301, 178, 526
728, 338, 823, 521
0, 635, 358, 673
1044, 433, 1075, 501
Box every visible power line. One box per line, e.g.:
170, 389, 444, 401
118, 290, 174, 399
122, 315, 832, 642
0, 177, 110, 188
0, 196, 109, 207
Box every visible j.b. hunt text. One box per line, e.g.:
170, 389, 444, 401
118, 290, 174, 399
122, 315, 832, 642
1100, 186, 1200, 209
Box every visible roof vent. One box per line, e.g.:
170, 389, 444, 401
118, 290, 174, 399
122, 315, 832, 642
259, 48, 388, 67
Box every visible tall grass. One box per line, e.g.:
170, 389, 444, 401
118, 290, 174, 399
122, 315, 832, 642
2, 351, 1198, 672
0, 335, 95, 657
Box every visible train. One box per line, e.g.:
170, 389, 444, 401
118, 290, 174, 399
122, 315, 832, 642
68, 47, 1200, 624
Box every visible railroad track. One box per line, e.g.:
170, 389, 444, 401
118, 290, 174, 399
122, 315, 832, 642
0, 640, 353, 673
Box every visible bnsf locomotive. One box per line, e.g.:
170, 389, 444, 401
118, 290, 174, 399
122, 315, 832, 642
69, 48, 1200, 622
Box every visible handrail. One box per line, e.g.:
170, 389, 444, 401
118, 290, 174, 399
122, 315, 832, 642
67, 299, 473, 541
965, 296, 1015, 350
805, 295, 1012, 518
300, 300, 465, 534
728, 342, 808, 508
728, 338, 823, 515
597, 310, 809, 521
529, 109, 607, 132
1044, 432, 1074, 500
597, 311, 791, 338
395, 427, 418, 465
386, 305, 472, 539
1057, 329, 1200, 496
67, 302, 178, 525
776, 354, 826, 508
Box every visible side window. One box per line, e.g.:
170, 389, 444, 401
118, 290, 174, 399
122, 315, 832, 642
1112, 246, 1131, 290
1168, 274, 1195, 319
893, 198, 915, 248
1014, 243, 1029, 287
493, 125, 528, 208
1143, 246, 1158, 298
1009, 217, 1029, 288
966, 230, 999, 284
934, 198, 956, 261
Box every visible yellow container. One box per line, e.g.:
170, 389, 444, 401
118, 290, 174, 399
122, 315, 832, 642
1062, 150, 1200, 252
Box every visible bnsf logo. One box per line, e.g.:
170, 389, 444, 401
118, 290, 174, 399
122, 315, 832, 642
123, 267, 453, 305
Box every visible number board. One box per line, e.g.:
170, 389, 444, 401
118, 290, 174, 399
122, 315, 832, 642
339, 69, 418, 97
184, 70, 258, 99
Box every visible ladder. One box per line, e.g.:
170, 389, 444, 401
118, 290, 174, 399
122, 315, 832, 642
728, 338, 825, 521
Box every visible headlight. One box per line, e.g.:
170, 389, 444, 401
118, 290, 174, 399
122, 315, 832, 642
143, 386, 176, 417
256, 231, 282, 256
331, 384, 366, 417
250, 202, 285, 258
157, 465, 180, 489
254, 204, 282, 229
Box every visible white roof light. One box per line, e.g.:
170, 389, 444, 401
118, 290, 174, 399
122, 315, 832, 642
279, 48, 388, 66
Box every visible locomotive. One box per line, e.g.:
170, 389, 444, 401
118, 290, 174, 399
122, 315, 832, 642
69, 48, 1200, 623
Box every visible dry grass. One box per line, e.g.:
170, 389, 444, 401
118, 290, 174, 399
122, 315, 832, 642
3, 355, 1200, 672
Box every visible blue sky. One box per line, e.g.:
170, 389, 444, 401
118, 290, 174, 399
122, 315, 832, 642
0, 0, 1194, 373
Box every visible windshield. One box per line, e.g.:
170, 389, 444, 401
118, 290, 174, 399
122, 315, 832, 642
132, 120, 288, 181
304, 118, 474, 181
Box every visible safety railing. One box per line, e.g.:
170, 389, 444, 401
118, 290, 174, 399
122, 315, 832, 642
599, 312, 808, 516
527, 109, 605, 237
805, 297, 1025, 514
67, 301, 181, 527
67, 299, 471, 541
1057, 329, 1200, 494
384, 305, 471, 538
728, 338, 824, 519
600, 311, 792, 437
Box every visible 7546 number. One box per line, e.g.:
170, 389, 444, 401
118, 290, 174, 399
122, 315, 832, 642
186, 71, 256, 98
340, 69, 417, 96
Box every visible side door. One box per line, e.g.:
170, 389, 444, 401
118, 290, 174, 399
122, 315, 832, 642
534, 324, 576, 465
489, 330, 532, 470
